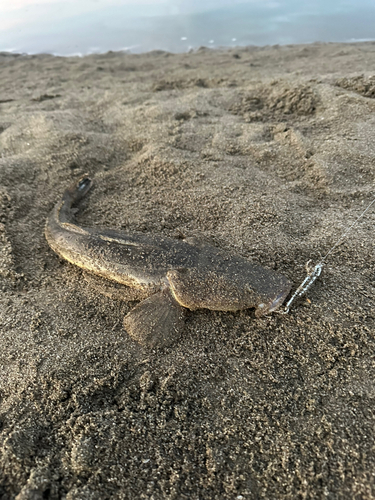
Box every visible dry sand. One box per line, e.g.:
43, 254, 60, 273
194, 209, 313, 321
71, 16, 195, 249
0, 42, 375, 499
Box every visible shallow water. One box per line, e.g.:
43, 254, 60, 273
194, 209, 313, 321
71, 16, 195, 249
1, 0, 375, 55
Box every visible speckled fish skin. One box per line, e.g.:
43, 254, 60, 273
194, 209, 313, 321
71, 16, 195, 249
45, 176, 292, 346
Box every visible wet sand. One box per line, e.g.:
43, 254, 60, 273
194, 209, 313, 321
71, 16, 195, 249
1, 42, 375, 499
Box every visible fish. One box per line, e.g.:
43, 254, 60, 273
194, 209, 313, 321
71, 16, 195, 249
45, 176, 292, 348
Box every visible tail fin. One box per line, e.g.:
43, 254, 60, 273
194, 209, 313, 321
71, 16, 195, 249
45, 175, 93, 262
58, 175, 93, 223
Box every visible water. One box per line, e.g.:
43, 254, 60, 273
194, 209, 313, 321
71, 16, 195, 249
1, 0, 375, 56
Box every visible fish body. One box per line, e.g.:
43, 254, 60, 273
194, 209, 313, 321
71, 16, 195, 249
45, 177, 292, 347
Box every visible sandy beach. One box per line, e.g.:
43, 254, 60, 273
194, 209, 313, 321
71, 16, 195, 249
1, 42, 375, 499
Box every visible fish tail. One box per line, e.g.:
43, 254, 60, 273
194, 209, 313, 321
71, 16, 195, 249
58, 175, 93, 223
62, 175, 92, 209
45, 175, 93, 253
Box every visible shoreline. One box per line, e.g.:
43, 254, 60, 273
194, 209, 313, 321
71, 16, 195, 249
1, 38, 375, 59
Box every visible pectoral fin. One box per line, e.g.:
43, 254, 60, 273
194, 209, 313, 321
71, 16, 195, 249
123, 289, 186, 348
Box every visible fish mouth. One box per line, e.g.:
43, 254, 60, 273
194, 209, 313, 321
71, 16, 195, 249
268, 287, 291, 313
254, 284, 292, 317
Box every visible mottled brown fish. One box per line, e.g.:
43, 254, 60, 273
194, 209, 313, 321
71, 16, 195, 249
45, 176, 292, 347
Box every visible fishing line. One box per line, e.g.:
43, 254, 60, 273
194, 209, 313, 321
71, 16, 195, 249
281, 194, 375, 314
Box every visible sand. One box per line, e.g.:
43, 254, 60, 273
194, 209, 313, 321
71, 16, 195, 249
0, 42, 375, 499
